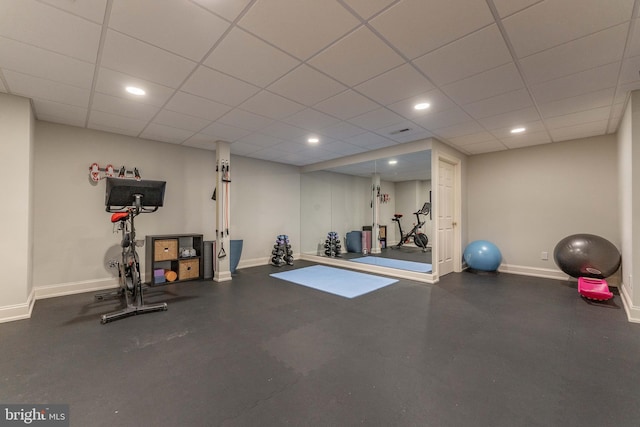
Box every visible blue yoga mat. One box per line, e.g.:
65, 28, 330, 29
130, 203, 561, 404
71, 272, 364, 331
349, 256, 432, 273
270, 265, 398, 298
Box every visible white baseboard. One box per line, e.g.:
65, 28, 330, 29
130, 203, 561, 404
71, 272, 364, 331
619, 283, 640, 323
237, 256, 271, 270
0, 290, 35, 324
498, 263, 569, 280
34, 277, 118, 300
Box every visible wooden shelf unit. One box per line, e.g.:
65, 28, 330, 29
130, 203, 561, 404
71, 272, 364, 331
145, 234, 204, 285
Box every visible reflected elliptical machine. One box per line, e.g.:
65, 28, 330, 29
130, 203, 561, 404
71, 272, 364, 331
391, 202, 431, 252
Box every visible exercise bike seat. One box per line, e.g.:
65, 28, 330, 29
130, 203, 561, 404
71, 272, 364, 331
393, 214, 403, 219
111, 212, 129, 223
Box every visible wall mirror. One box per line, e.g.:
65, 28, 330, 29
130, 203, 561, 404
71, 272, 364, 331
300, 149, 434, 283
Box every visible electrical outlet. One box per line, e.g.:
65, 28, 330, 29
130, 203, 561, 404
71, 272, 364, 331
541, 251, 548, 260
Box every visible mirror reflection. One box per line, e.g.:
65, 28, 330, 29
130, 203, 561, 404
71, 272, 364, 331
300, 150, 432, 275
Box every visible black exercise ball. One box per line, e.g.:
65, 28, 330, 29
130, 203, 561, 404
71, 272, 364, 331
553, 234, 621, 279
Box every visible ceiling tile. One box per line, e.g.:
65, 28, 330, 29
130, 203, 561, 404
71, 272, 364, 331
229, 140, 264, 156
94, 68, 175, 107
321, 141, 367, 156
199, 121, 252, 141
477, 106, 541, 130
491, 0, 542, 18
0, 37, 95, 89
387, 89, 457, 118
3, 70, 89, 107
548, 120, 609, 142
101, 30, 197, 88
250, 146, 295, 162
447, 131, 496, 146
204, 28, 300, 88
191, 0, 252, 21
92, 92, 160, 121
274, 140, 313, 154
284, 108, 341, 131
500, 130, 551, 149
88, 109, 147, 135
413, 25, 512, 86
520, 24, 627, 85
348, 108, 405, 131
236, 133, 288, 148
267, 65, 346, 106
346, 132, 397, 149
182, 133, 217, 151
354, 63, 434, 105
370, 0, 494, 59
412, 107, 474, 130
376, 123, 432, 143
39, 0, 107, 23
238, 0, 360, 60
313, 90, 380, 120
319, 121, 366, 139
259, 122, 309, 140
140, 123, 195, 144
433, 120, 484, 138
341, 0, 396, 20
544, 106, 612, 130
182, 66, 260, 106
530, 62, 620, 104
308, 26, 405, 86
625, 19, 640, 57
0, 0, 102, 62
164, 91, 232, 121
109, 0, 228, 61
238, 91, 305, 120
618, 55, 640, 84
441, 63, 525, 105
217, 109, 274, 131
489, 120, 547, 139
538, 88, 615, 118
503, 0, 634, 57
32, 98, 87, 127
464, 140, 508, 155
463, 88, 534, 119
153, 109, 211, 132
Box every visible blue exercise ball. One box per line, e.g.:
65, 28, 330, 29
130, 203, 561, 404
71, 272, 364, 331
464, 240, 502, 272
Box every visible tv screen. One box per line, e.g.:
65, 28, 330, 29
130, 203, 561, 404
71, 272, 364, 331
105, 178, 166, 208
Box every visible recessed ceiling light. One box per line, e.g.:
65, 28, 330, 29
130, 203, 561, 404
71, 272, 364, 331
388, 160, 398, 165
414, 102, 430, 110
308, 137, 319, 144
125, 86, 146, 96
510, 127, 526, 134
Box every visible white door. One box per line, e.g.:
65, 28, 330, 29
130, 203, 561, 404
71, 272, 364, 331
438, 159, 455, 275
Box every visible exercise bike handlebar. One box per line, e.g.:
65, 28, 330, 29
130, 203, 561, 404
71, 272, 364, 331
106, 205, 159, 213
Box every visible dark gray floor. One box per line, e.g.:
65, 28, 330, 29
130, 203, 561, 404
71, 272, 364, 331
1, 261, 639, 427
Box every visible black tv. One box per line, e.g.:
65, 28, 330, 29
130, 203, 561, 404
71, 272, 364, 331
105, 178, 166, 211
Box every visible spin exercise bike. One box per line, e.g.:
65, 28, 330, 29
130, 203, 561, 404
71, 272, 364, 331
96, 178, 167, 324
391, 202, 431, 252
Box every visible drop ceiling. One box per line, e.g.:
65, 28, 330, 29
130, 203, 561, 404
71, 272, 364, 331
1, 0, 638, 165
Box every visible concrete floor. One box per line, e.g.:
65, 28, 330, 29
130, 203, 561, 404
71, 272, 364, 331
1, 261, 639, 426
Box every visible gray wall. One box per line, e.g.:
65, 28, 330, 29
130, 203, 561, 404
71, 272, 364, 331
33, 122, 217, 288
467, 134, 619, 277
32, 121, 301, 292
